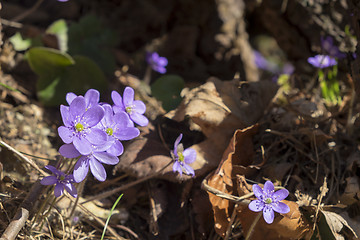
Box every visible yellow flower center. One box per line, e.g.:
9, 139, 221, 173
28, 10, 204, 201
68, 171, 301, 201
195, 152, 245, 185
178, 152, 184, 162
126, 106, 132, 114
106, 127, 113, 136
265, 198, 272, 204
60, 176, 65, 181
75, 122, 84, 132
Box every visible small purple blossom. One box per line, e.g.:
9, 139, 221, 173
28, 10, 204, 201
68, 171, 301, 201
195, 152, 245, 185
146, 52, 168, 74
253, 50, 279, 73
248, 181, 290, 224
59, 143, 119, 182
307, 55, 337, 68
111, 87, 149, 127
321, 36, 346, 59
40, 165, 77, 198
170, 134, 196, 177
96, 104, 140, 156
58, 96, 108, 155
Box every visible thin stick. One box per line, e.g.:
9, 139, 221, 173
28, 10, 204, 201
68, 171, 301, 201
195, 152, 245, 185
10, 0, 44, 22
0, 181, 45, 240
224, 204, 238, 240
0, 139, 48, 176
245, 212, 262, 240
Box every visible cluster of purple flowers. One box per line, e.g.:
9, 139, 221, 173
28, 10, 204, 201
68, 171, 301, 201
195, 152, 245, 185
42, 87, 148, 197
307, 36, 346, 69
146, 52, 168, 74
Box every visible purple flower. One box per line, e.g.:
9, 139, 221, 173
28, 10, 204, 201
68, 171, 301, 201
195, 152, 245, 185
111, 87, 149, 127
321, 36, 346, 59
253, 50, 279, 73
66, 89, 100, 110
170, 134, 196, 177
248, 181, 290, 224
96, 104, 140, 156
40, 165, 77, 198
59, 143, 119, 182
146, 52, 168, 74
307, 55, 337, 68
58, 96, 108, 155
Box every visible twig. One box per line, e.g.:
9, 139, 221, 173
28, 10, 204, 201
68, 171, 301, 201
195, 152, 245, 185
0, 181, 45, 240
10, 0, 44, 22
0, 139, 48, 177
224, 204, 238, 240
244, 212, 262, 240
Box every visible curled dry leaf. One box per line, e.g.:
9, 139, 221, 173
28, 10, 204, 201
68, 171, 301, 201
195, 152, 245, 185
168, 77, 278, 177
206, 124, 262, 237
205, 125, 311, 238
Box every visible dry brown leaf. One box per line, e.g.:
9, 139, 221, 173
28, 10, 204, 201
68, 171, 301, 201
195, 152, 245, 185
206, 125, 260, 237
205, 125, 311, 238
319, 210, 358, 240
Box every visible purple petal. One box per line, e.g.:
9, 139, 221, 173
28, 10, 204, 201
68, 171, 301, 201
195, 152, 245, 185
93, 140, 114, 152
272, 202, 290, 214
272, 189, 289, 202
263, 181, 274, 195
114, 127, 139, 140
111, 91, 124, 109
60, 105, 71, 126
263, 205, 275, 224
173, 134, 183, 157
45, 165, 63, 176
248, 199, 264, 212
93, 152, 119, 165
82, 105, 104, 127
123, 87, 134, 106
183, 148, 196, 164
133, 100, 146, 114
113, 105, 125, 114
59, 144, 80, 158
252, 184, 264, 200
172, 161, 182, 175
89, 158, 106, 181
153, 66, 166, 74
86, 128, 108, 145
102, 104, 114, 127
66, 92, 77, 105
40, 176, 58, 185
64, 182, 78, 198
84, 89, 99, 109
58, 126, 74, 144
106, 140, 124, 156
54, 183, 65, 197
183, 164, 195, 176
73, 156, 89, 183
70, 96, 86, 118
130, 112, 148, 126
157, 57, 168, 66
113, 111, 133, 128
73, 137, 92, 155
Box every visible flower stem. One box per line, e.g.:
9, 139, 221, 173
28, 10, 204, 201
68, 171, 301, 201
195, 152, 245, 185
245, 211, 262, 240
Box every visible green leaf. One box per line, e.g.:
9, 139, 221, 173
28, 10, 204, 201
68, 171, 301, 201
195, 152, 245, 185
9, 32, 32, 51
101, 194, 123, 240
68, 14, 117, 74
25, 47, 74, 77
46, 19, 68, 52
36, 55, 107, 106
151, 74, 185, 111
